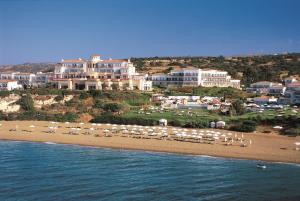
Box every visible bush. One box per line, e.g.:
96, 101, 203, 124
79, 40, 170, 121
89, 90, 104, 98
18, 94, 34, 112
102, 103, 123, 112
0, 91, 10, 97
230, 99, 245, 115
79, 91, 90, 99
91, 114, 158, 126
169, 119, 184, 127
10, 111, 78, 122
229, 120, 257, 132
54, 95, 64, 102
282, 128, 300, 136
183, 119, 210, 128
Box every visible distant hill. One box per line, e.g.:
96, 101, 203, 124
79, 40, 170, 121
0, 62, 56, 73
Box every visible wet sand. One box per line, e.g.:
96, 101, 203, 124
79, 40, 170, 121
0, 121, 300, 164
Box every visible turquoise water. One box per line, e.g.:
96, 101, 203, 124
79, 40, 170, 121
0, 141, 300, 201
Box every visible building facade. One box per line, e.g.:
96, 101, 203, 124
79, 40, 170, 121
51, 54, 152, 91
279, 82, 300, 104
0, 80, 21, 91
246, 81, 285, 96
150, 67, 240, 89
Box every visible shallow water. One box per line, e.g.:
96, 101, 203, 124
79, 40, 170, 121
0, 140, 300, 201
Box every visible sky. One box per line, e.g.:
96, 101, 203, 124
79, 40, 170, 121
0, 0, 300, 64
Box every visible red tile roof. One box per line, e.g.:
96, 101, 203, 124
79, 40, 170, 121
0, 79, 17, 83
62, 59, 85, 63
288, 82, 300, 87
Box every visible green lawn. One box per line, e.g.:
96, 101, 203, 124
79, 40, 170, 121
122, 107, 300, 125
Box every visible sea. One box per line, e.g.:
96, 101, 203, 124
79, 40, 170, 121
0, 140, 300, 201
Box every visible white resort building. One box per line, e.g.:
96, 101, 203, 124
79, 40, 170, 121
150, 67, 240, 89
0, 72, 52, 88
51, 54, 152, 91
0, 80, 22, 91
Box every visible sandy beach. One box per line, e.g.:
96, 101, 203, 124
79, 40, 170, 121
0, 120, 299, 164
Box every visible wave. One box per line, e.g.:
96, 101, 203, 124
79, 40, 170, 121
44, 142, 57, 145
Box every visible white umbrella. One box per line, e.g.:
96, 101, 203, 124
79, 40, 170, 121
294, 142, 300, 146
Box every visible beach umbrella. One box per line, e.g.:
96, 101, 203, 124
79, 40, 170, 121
89, 127, 94, 135
294, 142, 300, 146
29, 125, 35, 132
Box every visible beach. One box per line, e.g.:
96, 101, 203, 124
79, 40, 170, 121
0, 120, 299, 164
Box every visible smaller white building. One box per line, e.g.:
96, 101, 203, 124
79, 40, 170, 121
159, 119, 168, 126
0, 80, 21, 91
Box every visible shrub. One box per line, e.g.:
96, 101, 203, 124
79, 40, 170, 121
18, 94, 34, 112
230, 99, 245, 115
169, 119, 184, 127
281, 127, 300, 136
0, 91, 10, 97
91, 114, 158, 126
89, 90, 104, 98
229, 120, 257, 132
102, 103, 123, 112
54, 95, 64, 102
79, 91, 90, 99
183, 119, 210, 128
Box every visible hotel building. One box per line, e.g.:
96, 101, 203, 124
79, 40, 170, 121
51, 54, 152, 91
150, 67, 240, 89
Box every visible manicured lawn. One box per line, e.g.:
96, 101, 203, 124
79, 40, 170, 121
122, 107, 300, 125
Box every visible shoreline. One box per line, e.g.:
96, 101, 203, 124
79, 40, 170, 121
1, 121, 300, 164
3, 138, 300, 166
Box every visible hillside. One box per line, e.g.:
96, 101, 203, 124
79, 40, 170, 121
0, 62, 56, 73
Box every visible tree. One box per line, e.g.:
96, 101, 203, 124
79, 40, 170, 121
18, 94, 34, 112
230, 120, 257, 132
103, 103, 123, 113
230, 99, 245, 115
